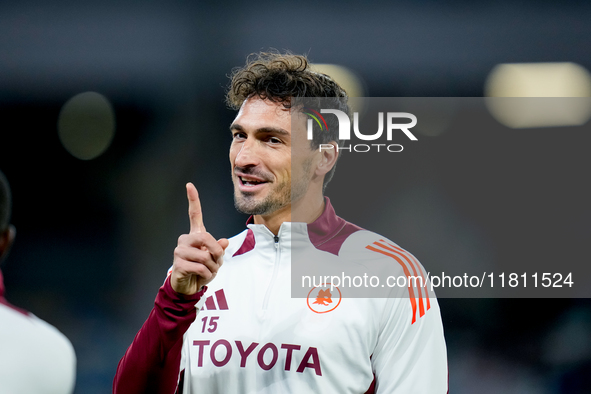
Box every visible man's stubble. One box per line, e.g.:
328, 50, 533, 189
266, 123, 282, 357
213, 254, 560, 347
233, 157, 312, 216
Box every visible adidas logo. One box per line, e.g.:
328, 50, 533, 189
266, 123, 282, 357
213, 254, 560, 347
201, 289, 229, 311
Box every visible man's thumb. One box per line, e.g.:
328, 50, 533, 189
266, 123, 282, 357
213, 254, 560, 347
218, 238, 230, 250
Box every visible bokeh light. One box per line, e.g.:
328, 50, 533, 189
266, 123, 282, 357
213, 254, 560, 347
57, 92, 116, 160
485, 63, 591, 128
310, 64, 365, 98
311, 64, 366, 114
485, 62, 591, 97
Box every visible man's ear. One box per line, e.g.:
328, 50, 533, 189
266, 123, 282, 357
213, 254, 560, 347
0, 225, 15, 265
315, 141, 339, 177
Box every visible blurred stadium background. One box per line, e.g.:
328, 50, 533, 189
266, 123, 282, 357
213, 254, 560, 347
1, 1, 590, 392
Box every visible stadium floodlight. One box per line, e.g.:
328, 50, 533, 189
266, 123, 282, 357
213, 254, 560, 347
484, 62, 591, 129
58, 91, 116, 160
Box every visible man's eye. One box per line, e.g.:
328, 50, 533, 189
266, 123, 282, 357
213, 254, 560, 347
269, 137, 282, 144
233, 133, 246, 140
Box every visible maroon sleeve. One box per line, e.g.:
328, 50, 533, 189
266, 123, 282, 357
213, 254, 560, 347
113, 276, 206, 394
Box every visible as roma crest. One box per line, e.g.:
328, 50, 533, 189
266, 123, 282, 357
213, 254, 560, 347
307, 284, 342, 314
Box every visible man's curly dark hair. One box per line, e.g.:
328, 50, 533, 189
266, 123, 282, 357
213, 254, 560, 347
226, 51, 350, 189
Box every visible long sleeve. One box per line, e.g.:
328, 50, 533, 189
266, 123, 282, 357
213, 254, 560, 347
371, 295, 448, 393
362, 237, 448, 393
113, 276, 206, 394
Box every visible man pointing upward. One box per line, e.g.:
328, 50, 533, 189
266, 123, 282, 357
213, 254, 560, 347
114, 52, 447, 393
170, 183, 228, 296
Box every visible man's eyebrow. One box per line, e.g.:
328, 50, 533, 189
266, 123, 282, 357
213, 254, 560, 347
230, 124, 290, 136
229, 123, 243, 133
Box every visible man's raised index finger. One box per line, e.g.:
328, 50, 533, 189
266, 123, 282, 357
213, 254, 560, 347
186, 182, 206, 233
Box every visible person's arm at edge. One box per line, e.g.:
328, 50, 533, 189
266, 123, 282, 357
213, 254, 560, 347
113, 276, 206, 394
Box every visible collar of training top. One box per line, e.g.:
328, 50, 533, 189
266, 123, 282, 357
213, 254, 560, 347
245, 197, 363, 256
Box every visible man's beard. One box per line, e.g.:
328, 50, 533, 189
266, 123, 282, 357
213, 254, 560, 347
233, 160, 311, 216
234, 180, 290, 215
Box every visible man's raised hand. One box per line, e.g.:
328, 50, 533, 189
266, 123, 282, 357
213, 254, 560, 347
170, 183, 229, 295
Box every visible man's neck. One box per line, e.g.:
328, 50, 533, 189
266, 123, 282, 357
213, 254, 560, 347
253, 194, 326, 235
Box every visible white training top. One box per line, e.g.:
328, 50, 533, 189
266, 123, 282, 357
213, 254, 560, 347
178, 199, 447, 393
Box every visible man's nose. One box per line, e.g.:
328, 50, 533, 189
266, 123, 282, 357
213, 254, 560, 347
234, 139, 260, 167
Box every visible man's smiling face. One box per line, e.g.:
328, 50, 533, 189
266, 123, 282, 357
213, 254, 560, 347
229, 97, 314, 216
